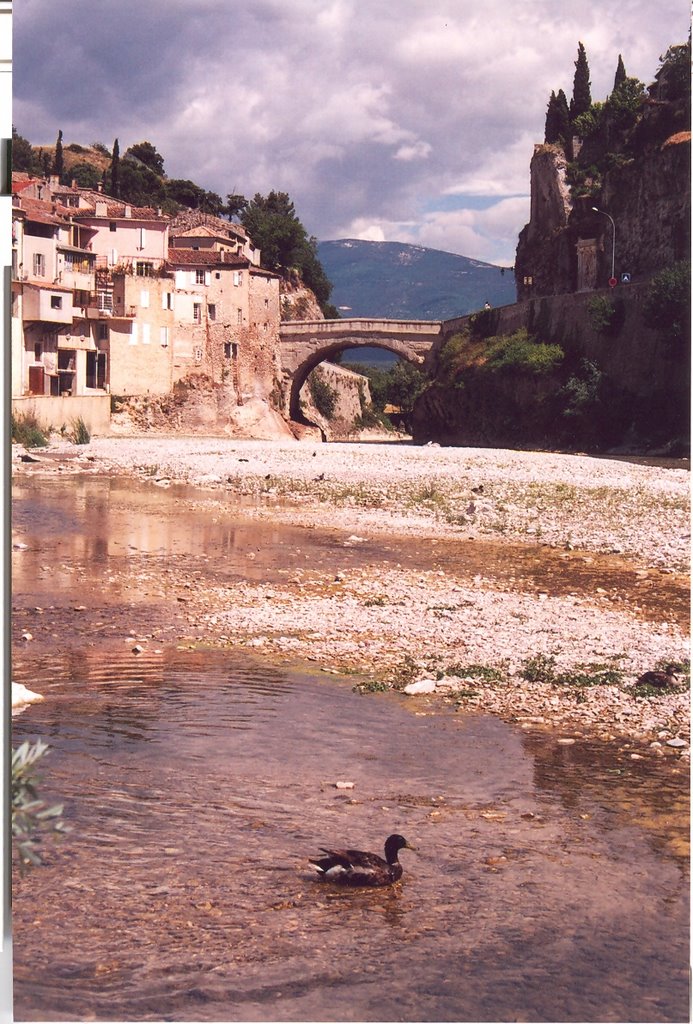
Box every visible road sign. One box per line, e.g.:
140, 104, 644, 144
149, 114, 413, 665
608, 277, 617, 288
621, 272, 631, 284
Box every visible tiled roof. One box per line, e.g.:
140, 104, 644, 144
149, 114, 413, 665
14, 196, 74, 225
168, 208, 249, 241
167, 247, 248, 268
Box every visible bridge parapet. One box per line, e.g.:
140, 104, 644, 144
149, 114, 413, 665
278, 317, 442, 420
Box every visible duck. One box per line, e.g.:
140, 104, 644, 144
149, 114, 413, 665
309, 834, 415, 887
635, 664, 678, 688
11, 681, 44, 709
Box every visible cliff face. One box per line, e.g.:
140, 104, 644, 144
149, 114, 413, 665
515, 91, 690, 299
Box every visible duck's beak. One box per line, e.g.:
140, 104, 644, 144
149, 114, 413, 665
404, 841, 418, 852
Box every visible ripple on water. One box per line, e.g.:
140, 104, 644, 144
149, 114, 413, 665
12, 644, 690, 1023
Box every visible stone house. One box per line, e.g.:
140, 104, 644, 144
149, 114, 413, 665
11, 175, 283, 429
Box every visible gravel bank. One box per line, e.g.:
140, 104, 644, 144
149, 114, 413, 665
14, 436, 690, 754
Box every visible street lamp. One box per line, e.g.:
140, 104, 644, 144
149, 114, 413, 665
592, 206, 615, 282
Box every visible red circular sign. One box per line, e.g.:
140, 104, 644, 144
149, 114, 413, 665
608, 277, 617, 288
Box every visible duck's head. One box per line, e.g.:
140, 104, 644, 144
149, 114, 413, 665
385, 834, 416, 863
665, 664, 679, 678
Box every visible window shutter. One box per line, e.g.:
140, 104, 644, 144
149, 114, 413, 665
175, 270, 186, 289
205, 271, 211, 286
130, 322, 138, 345
139, 227, 147, 250
109, 248, 118, 267
140, 289, 150, 308
160, 326, 169, 347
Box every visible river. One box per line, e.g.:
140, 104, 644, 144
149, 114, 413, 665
11, 476, 689, 1022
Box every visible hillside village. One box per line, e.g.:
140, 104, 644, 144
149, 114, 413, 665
10, 173, 298, 437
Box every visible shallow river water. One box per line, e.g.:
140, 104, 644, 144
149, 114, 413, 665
11, 476, 690, 1022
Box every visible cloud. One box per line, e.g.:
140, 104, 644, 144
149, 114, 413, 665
13, 0, 691, 261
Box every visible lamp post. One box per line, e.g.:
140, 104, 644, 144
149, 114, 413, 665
592, 206, 616, 282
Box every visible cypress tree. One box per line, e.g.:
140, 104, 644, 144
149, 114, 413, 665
110, 138, 120, 197
569, 42, 592, 122
53, 129, 64, 180
613, 54, 627, 92
556, 89, 571, 140
545, 91, 560, 142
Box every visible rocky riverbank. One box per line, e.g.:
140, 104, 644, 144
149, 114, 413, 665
12, 437, 690, 756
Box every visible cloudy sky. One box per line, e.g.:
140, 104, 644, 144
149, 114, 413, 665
13, 0, 690, 265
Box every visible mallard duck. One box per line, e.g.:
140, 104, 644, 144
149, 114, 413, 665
636, 665, 678, 688
309, 834, 415, 887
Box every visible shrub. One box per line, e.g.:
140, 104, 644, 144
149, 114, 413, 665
484, 329, 564, 375
587, 295, 619, 334
308, 368, 338, 419
561, 359, 604, 417
12, 740, 68, 869
642, 261, 690, 350
70, 416, 91, 445
12, 412, 49, 448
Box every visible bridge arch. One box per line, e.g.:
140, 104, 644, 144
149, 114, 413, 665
279, 318, 442, 423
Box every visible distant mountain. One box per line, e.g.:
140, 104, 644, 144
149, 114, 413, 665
317, 239, 516, 321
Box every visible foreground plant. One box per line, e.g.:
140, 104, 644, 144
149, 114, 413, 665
12, 739, 68, 869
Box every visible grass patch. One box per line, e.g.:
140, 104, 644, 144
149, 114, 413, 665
12, 412, 50, 448
70, 416, 91, 445
520, 655, 624, 688
445, 663, 505, 683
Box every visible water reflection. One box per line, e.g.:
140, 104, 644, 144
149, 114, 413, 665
12, 645, 690, 1023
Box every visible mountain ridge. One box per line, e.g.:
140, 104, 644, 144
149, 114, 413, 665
317, 238, 516, 321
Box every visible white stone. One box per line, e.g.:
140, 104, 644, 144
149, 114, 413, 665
403, 679, 437, 695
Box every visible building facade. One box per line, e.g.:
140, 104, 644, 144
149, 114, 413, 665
11, 175, 282, 429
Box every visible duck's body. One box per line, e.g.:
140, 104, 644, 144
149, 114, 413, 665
310, 833, 414, 887
636, 665, 678, 688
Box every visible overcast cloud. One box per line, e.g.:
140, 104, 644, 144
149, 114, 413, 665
13, 0, 690, 264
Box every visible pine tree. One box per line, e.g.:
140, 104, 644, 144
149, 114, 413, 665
569, 42, 592, 122
53, 129, 64, 180
110, 138, 120, 197
613, 54, 627, 92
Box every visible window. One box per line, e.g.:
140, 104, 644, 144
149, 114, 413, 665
136, 261, 153, 277
33, 253, 45, 277
195, 269, 206, 284
140, 289, 150, 308
109, 222, 117, 232
141, 323, 151, 344
193, 303, 202, 324
208, 303, 216, 321
194, 346, 203, 364
50, 295, 63, 309
237, 308, 242, 325
161, 292, 174, 310
224, 342, 231, 359
98, 324, 109, 342
34, 342, 42, 360
160, 326, 169, 348
138, 227, 147, 250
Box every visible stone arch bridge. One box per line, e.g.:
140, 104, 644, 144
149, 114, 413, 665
279, 318, 442, 420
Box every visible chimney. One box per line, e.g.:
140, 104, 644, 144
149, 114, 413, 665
96, 180, 103, 193
71, 179, 77, 189
124, 205, 132, 218
49, 175, 59, 189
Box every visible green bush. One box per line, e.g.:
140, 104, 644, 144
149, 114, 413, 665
12, 412, 49, 448
308, 368, 338, 419
484, 329, 564, 375
587, 295, 619, 334
642, 261, 690, 349
70, 416, 91, 445
12, 740, 68, 869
